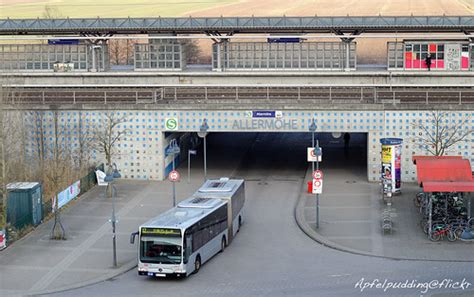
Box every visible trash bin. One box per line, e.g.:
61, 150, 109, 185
307, 181, 312, 193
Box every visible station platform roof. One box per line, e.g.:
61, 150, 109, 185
0, 15, 473, 35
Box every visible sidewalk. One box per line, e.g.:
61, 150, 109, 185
0, 133, 256, 297
0, 177, 207, 297
295, 163, 474, 262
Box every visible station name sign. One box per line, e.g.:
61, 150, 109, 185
232, 119, 298, 130
246, 110, 283, 118
141, 228, 181, 236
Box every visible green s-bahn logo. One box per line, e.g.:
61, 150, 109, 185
165, 118, 179, 131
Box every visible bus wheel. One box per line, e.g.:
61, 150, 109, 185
194, 255, 201, 273
221, 236, 226, 252
238, 216, 242, 232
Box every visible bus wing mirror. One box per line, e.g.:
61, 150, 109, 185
130, 231, 138, 244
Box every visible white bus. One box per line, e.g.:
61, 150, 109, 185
192, 178, 245, 243
130, 197, 228, 278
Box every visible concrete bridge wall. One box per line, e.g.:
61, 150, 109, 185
19, 107, 474, 183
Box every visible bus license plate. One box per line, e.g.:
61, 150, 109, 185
155, 273, 166, 277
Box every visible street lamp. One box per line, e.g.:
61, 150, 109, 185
165, 139, 180, 206
188, 149, 197, 183
104, 163, 121, 268
198, 119, 209, 181
308, 118, 321, 229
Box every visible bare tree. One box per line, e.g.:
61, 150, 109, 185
42, 5, 63, 19
0, 83, 27, 241
411, 110, 473, 156
94, 112, 129, 198
74, 111, 94, 172
108, 38, 136, 65
0, 82, 7, 237
181, 39, 202, 64
94, 112, 129, 167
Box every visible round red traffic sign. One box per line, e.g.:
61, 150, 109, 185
313, 179, 322, 188
312, 170, 323, 180
168, 170, 180, 182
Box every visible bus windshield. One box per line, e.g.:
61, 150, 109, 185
140, 235, 182, 264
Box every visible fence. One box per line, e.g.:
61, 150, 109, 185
42, 164, 104, 217
7, 85, 474, 106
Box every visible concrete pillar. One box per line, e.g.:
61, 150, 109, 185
344, 40, 351, 71
216, 42, 222, 72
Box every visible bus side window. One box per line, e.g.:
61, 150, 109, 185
184, 234, 192, 264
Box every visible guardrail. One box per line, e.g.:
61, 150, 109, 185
4, 85, 474, 106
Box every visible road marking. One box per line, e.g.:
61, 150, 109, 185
329, 274, 351, 277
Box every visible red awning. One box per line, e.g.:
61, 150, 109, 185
412, 155, 462, 165
423, 181, 474, 192
415, 158, 472, 186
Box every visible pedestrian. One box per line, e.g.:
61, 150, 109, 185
343, 133, 350, 149
424, 53, 432, 71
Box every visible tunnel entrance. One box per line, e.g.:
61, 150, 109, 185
176, 132, 368, 182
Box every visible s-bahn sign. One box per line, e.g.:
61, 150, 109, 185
165, 118, 179, 131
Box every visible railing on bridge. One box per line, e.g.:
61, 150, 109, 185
5, 85, 474, 106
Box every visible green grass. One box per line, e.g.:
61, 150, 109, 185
0, 0, 238, 19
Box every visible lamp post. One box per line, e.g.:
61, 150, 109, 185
198, 119, 209, 181
309, 119, 320, 229
165, 139, 180, 206
188, 149, 197, 183
104, 163, 121, 268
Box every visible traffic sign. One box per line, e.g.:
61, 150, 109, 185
307, 147, 322, 162
168, 170, 180, 182
312, 170, 323, 180
312, 178, 323, 194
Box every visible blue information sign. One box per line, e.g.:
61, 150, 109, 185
48, 39, 80, 45
252, 111, 276, 118
267, 38, 301, 43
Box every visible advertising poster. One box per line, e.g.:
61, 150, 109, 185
0, 229, 5, 250
57, 180, 81, 209
380, 138, 403, 194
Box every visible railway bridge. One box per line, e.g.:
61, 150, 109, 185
1, 15, 474, 182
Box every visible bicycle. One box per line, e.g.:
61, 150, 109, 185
429, 224, 456, 242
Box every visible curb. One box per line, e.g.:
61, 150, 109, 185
293, 176, 474, 263
27, 259, 137, 297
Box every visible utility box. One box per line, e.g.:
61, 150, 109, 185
7, 182, 43, 229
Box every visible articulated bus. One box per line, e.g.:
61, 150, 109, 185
192, 178, 245, 243
130, 197, 229, 278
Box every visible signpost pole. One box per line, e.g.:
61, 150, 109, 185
316, 139, 320, 229
188, 150, 191, 183
312, 130, 315, 174
111, 183, 117, 267
204, 135, 207, 181
172, 157, 176, 207
308, 118, 319, 229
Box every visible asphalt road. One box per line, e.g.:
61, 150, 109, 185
44, 133, 474, 297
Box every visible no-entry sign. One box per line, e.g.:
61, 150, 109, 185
168, 170, 180, 182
